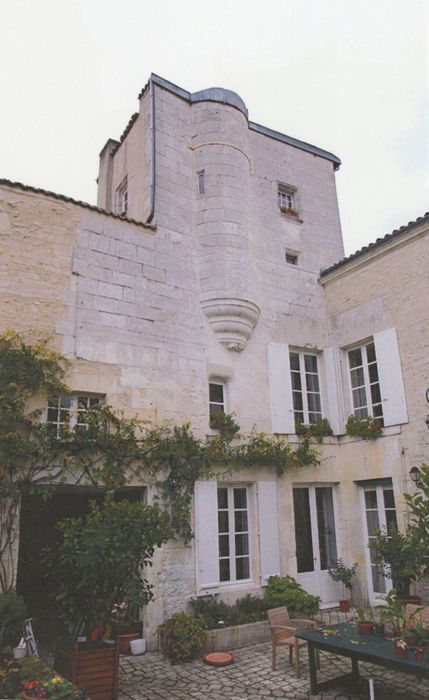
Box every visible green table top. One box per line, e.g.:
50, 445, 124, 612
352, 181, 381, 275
297, 622, 429, 672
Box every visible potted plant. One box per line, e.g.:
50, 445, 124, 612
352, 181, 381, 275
393, 637, 408, 660
406, 624, 429, 661
355, 607, 374, 634
376, 589, 407, 637
44, 495, 171, 700
369, 525, 425, 601
328, 559, 357, 612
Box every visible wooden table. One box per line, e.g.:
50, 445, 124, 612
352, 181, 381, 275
297, 622, 429, 695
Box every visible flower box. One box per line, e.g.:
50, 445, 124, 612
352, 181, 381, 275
54, 642, 119, 700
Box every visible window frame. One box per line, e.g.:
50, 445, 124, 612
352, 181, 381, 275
285, 250, 299, 266
289, 350, 323, 427
347, 340, 383, 422
46, 394, 103, 438
115, 176, 128, 217
209, 381, 226, 417
217, 484, 252, 586
197, 169, 205, 195
277, 182, 299, 217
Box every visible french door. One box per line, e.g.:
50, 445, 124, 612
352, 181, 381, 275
293, 485, 341, 607
360, 482, 397, 606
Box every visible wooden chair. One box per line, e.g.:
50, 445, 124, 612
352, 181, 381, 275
267, 606, 318, 677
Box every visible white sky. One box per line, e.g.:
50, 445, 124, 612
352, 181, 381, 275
1, 0, 428, 255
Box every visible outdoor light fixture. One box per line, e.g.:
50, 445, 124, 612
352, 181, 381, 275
168, 471, 180, 489
410, 466, 422, 486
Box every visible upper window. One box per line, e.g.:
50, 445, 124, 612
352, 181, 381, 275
289, 351, 322, 427
217, 486, 250, 583
209, 382, 225, 417
115, 177, 128, 217
197, 170, 205, 195
348, 342, 383, 422
47, 395, 102, 438
278, 183, 299, 218
285, 251, 298, 266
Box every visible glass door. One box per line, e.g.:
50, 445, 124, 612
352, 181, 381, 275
293, 485, 341, 607
361, 483, 397, 605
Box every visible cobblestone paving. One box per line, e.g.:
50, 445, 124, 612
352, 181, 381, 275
119, 641, 429, 700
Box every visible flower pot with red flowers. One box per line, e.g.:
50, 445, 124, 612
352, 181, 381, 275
393, 638, 408, 660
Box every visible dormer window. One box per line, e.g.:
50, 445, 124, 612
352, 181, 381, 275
115, 177, 128, 217
278, 183, 299, 218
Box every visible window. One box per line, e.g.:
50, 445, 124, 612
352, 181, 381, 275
47, 395, 102, 438
115, 177, 128, 216
198, 170, 205, 195
361, 482, 397, 601
209, 382, 225, 416
217, 486, 250, 582
289, 351, 322, 426
285, 251, 298, 265
278, 183, 298, 216
348, 341, 383, 422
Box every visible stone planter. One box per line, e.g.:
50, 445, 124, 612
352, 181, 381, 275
203, 620, 270, 652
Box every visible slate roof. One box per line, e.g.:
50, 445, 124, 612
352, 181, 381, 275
0, 178, 155, 230
320, 211, 429, 277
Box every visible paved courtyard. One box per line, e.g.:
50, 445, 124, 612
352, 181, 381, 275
119, 641, 429, 700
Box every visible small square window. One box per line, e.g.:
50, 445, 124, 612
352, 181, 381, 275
115, 177, 128, 217
285, 251, 298, 265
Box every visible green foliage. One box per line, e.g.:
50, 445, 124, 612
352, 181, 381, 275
209, 411, 240, 441
369, 525, 425, 596
0, 592, 27, 648
263, 575, 320, 616
160, 612, 207, 661
190, 594, 269, 630
328, 559, 357, 590
43, 494, 171, 636
346, 414, 383, 440
0, 655, 21, 698
296, 418, 333, 442
376, 589, 406, 630
404, 463, 429, 570
228, 433, 319, 476
356, 607, 374, 623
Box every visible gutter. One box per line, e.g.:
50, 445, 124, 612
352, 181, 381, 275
145, 78, 156, 225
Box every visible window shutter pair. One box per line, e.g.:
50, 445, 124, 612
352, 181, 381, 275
194, 480, 280, 594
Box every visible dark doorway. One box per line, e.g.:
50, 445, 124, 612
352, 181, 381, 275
16, 485, 144, 645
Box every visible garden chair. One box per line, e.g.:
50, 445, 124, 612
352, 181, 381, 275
267, 606, 319, 677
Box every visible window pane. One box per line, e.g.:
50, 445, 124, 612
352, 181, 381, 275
236, 557, 250, 580
218, 511, 229, 533
217, 488, 228, 509
306, 374, 320, 393
368, 363, 379, 383
210, 383, 224, 403
219, 534, 229, 557
293, 488, 314, 573
373, 404, 383, 418
58, 395, 71, 408
352, 387, 367, 409
234, 510, 248, 532
366, 510, 380, 536
383, 489, 395, 509
289, 352, 300, 371
291, 373, 302, 391
292, 392, 303, 411
386, 510, 398, 529
235, 533, 249, 556
316, 487, 337, 570
304, 355, 318, 373
234, 488, 247, 509
350, 367, 365, 389
349, 348, 362, 369
370, 383, 381, 405
307, 393, 321, 413
308, 411, 322, 424
219, 559, 230, 582
366, 343, 376, 363
365, 490, 377, 509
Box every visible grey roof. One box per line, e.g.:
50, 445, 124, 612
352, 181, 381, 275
320, 211, 429, 277
135, 74, 341, 170
0, 178, 155, 230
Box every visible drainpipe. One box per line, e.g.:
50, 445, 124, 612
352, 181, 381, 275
145, 78, 156, 224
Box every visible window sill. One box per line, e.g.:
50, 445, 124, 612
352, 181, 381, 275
281, 424, 402, 444
279, 209, 303, 224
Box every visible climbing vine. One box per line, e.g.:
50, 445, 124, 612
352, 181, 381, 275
0, 332, 320, 588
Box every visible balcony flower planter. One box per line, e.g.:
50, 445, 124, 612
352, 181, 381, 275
54, 641, 119, 700
280, 206, 299, 217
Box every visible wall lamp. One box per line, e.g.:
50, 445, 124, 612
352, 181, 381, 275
410, 466, 422, 487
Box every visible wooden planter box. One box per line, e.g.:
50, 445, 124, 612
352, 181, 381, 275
54, 642, 119, 700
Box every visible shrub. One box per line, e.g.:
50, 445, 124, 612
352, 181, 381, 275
296, 418, 333, 442
190, 594, 269, 630
160, 612, 207, 661
0, 592, 27, 649
235, 594, 270, 621
263, 576, 320, 617
346, 415, 383, 440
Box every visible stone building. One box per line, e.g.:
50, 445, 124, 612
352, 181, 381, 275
0, 74, 428, 647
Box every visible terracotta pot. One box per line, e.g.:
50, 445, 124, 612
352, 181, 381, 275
339, 600, 350, 613
414, 647, 429, 662
117, 632, 140, 655
393, 641, 408, 659
357, 621, 374, 634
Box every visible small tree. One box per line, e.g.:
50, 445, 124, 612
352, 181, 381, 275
328, 559, 357, 597
369, 525, 425, 597
44, 495, 171, 639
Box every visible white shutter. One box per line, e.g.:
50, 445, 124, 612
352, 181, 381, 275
267, 343, 295, 434
258, 481, 281, 585
194, 480, 220, 595
374, 328, 408, 427
323, 347, 346, 435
